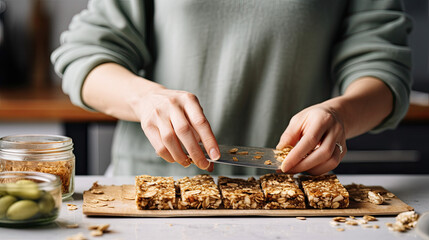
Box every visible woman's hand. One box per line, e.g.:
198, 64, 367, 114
276, 76, 395, 175
130, 86, 220, 171
83, 63, 220, 171
276, 100, 347, 175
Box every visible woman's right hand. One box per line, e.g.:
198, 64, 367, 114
129, 85, 220, 171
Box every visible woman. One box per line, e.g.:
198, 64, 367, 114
52, 0, 412, 176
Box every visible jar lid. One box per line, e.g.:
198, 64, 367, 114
0, 134, 73, 153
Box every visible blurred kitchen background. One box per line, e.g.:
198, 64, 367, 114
0, 0, 427, 175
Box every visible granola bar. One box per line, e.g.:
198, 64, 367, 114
218, 176, 264, 209
259, 173, 305, 209
176, 174, 222, 209
299, 174, 349, 209
135, 175, 176, 210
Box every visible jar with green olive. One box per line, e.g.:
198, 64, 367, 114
0, 171, 61, 226
0, 134, 75, 199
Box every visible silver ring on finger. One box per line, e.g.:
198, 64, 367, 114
335, 142, 343, 154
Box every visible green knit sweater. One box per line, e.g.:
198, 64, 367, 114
52, 0, 412, 176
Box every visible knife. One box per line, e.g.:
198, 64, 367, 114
203, 145, 283, 170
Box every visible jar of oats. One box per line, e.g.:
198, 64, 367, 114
0, 135, 75, 199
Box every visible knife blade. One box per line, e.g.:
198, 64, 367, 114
204, 145, 282, 170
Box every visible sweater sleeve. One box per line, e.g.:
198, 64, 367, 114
51, 0, 151, 110
332, 0, 412, 133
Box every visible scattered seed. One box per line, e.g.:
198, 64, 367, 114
296, 217, 306, 220
66, 224, 79, 229
67, 204, 78, 211
229, 148, 238, 154
333, 217, 347, 222
254, 155, 262, 159
345, 220, 358, 226
90, 230, 103, 237
330, 221, 340, 226
264, 160, 272, 165
386, 192, 395, 198
373, 225, 380, 229
237, 151, 249, 155
90, 189, 104, 194
336, 228, 345, 232
232, 157, 238, 162
66, 233, 87, 240
363, 215, 377, 221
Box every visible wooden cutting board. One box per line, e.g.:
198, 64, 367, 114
82, 184, 414, 217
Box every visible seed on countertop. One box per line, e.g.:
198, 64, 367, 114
232, 157, 238, 162
345, 220, 358, 226
67, 203, 78, 211
66, 224, 79, 229
330, 221, 340, 226
363, 215, 377, 221
333, 216, 347, 222
336, 228, 345, 232
296, 217, 306, 220
254, 155, 262, 159
264, 160, 272, 165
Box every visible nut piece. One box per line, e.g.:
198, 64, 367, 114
135, 175, 176, 210
66, 233, 87, 240
229, 148, 239, 154
387, 211, 420, 232
260, 173, 305, 209
363, 215, 377, 221
345, 220, 358, 226
67, 203, 78, 211
368, 191, 384, 205
332, 217, 347, 222
177, 175, 222, 209
66, 224, 79, 229
273, 146, 293, 162
299, 175, 349, 209
90, 230, 103, 237
218, 176, 264, 209
90, 189, 104, 194
237, 151, 249, 155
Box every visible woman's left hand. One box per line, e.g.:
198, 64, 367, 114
276, 99, 347, 175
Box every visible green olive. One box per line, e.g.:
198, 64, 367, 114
7, 181, 41, 200
38, 191, 55, 215
6, 200, 39, 221
16, 180, 37, 185
0, 184, 6, 197
0, 195, 18, 218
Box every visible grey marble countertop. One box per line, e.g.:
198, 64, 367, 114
1, 175, 428, 240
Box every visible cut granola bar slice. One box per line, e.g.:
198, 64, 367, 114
260, 173, 305, 209
218, 176, 264, 209
299, 174, 349, 209
176, 174, 222, 209
135, 175, 176, 210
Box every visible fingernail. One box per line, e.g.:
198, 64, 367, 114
210, 148, 220, 160
201, 161, 211, 170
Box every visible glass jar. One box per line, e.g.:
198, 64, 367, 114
0, 171, 61, 227
0, 134, 75, 199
